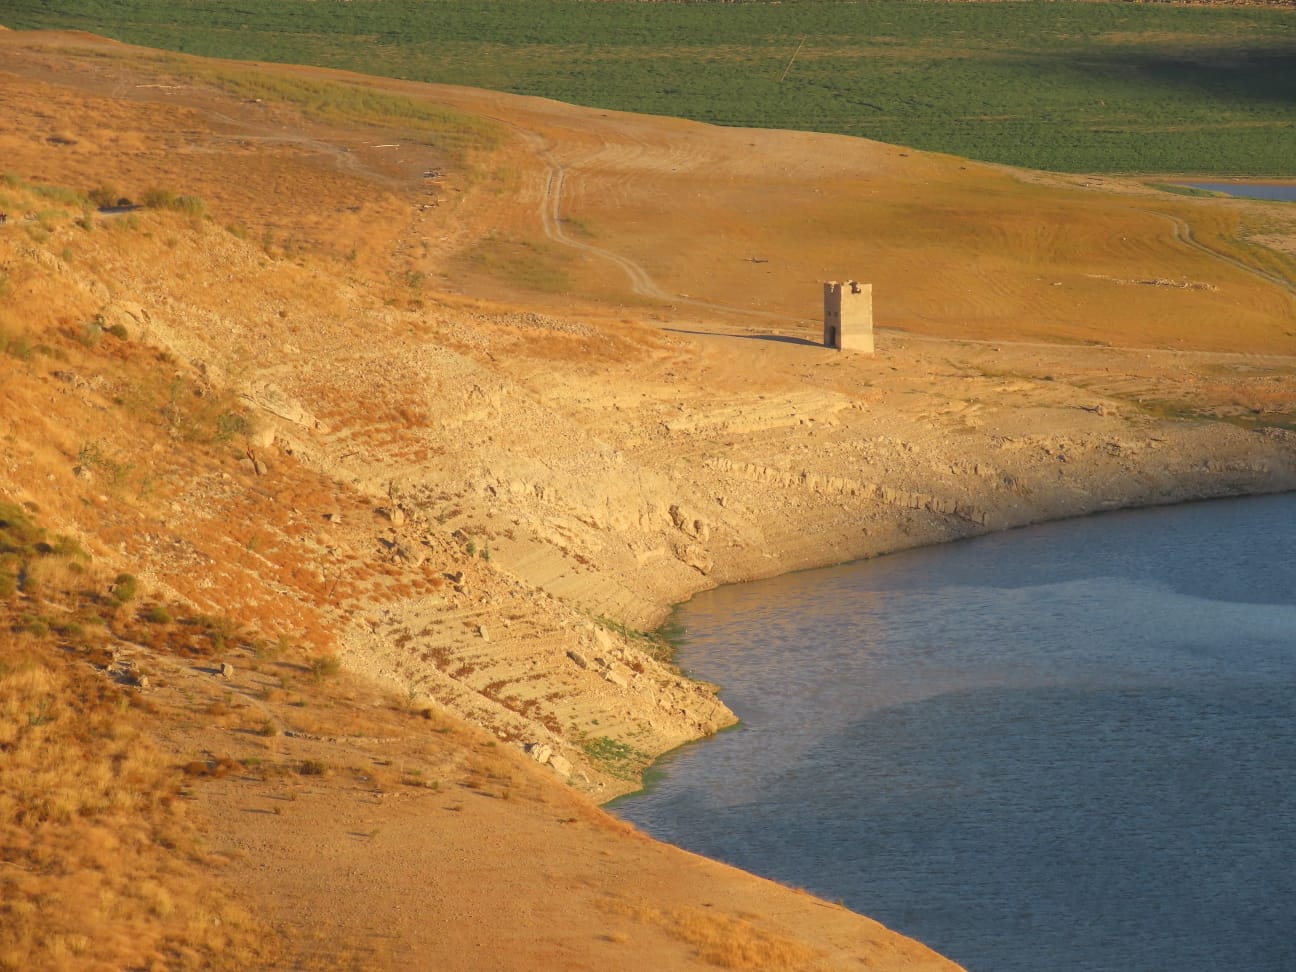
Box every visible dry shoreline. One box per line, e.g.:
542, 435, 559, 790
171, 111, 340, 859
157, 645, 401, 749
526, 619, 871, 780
612, 408, 1296, 801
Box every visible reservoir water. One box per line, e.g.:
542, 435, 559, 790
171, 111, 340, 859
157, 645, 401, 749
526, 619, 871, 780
1183, 182, 1296, 202
613, 495, 1296, 972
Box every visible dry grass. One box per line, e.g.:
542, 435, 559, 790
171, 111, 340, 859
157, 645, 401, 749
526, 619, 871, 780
0, 633, 272, 971
0, 494, 377, 969
607, 899, 825, 971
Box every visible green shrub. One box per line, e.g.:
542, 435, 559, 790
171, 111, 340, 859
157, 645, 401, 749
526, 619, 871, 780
77, 319, 103, 348
21, 614, 51, 638
215, 411, 252, 441
141, 187, 176, 209
198, 614, 240, 653
51, 535, 88, 561
1, 333, 35, 362
111, 573, 139, 605
141, 188, 206, 217
309, 654, 342, 682
88, 185, 120, 209
34, 184, 87, 207
0, 502, 42, 552
173, 195, 206, 217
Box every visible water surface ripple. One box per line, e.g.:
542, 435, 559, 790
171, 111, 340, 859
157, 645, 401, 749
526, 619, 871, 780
614, 495, 1296, 972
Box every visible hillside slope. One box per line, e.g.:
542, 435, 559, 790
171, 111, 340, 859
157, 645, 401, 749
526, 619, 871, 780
3, 29, 1296, 971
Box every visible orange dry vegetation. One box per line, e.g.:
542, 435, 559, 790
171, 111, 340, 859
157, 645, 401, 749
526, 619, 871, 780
606, 901, 826, 971
0, 637, 269, 971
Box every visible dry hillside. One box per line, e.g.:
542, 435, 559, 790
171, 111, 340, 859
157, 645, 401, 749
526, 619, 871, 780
2, 28, 1296, 971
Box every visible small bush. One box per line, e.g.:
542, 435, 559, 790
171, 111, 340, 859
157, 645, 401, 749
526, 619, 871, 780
173, 195, 206, 217
34, 184, 87, 207
143, 605, 172, 625
20, 614, 51, 638
77, 319, 103, 348
51, 535, 87, 560
215, 411, 252, 442
111, 573, 139, 606
141, 188, 206, 218
141, 187, 176, 209
106, 323, 129, 341
2, 332, 35, 362
88, 185, 120, 209
196, 614, 240, 654
308, 654, 342, 682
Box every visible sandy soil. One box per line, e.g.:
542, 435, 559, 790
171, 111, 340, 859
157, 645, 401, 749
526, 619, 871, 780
2, 28, 1296, 971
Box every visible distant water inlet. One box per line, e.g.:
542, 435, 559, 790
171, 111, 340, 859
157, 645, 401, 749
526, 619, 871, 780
613, 495, 1296, 972
1182, 182, 1296, 202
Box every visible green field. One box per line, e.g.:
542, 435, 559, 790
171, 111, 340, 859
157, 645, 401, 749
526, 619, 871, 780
8, 0, 1296, 175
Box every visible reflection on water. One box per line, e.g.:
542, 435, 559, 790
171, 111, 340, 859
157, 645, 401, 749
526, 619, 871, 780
614, 495, 1296, 972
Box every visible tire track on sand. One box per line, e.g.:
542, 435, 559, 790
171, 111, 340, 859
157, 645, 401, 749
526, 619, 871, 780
539, 164, 664, 300
522, 128, 815, 323
466, 102, 808, 322
1155, 211, 1296, 298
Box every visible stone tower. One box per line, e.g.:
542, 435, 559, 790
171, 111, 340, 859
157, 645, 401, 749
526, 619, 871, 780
823, 280, 873, 353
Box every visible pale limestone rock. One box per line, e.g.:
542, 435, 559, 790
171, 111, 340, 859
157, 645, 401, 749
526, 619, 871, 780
548, 753, 572, 777
680, 543, 713, 575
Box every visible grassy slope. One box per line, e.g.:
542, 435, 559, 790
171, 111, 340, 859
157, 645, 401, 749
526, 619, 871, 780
5, 0, 1296, 175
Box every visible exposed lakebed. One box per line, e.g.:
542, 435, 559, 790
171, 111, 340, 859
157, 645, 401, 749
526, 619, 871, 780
614, 495, 1296, 972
